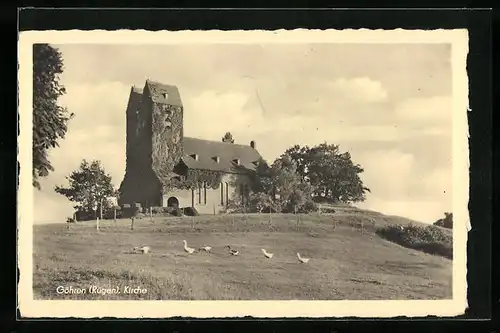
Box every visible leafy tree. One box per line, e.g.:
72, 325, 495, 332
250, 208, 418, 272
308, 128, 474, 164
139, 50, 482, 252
246, 158, 272, 193
247, 154, 313, 213
55, 159, 117, 218
282, 144, 310, 182
33, 44, 73, 189
221, 132, 235, 143
284, 143, 370, 204
433, 212, 453, 229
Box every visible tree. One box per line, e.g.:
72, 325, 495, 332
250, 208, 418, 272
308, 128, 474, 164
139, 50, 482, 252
284, 142, 370, 204
33, 44, 73, 189
55, 160, 116, 218
222, 132, 235, 143
434, 212, 453, 229
256, 154, 313, 213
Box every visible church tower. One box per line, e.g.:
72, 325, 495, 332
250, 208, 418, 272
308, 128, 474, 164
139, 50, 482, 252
143, 80, 184, 191
119, 80, 184, 207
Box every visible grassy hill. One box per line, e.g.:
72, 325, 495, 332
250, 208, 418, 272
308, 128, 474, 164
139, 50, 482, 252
33, 209, 452, 300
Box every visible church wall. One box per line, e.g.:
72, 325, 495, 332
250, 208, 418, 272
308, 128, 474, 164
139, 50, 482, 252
162, 173, 253, 214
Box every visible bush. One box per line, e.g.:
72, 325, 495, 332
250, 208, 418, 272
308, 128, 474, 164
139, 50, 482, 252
171, 207, 183, 217
320, 207, 336, 214
376, 223, 452, 259
183, 207, 199, 216
295, 199, 319, 213
150, 206, 173, 215
225, 199, 247, 213
303, 200, 319, 213
103, 206, 122, 219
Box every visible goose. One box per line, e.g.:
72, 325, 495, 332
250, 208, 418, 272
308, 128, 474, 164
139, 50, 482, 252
183, 240, 196, 254
261, 248, 274, 259
297, 253, 310, 264
131, 246, 150, 254
226, 245, 239, 256
199, 245, 212, 252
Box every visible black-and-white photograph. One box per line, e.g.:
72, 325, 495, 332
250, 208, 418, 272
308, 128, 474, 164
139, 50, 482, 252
18, 29, 469, 318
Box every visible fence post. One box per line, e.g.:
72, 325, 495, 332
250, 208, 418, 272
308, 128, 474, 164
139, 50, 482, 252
191, 216, 195, 229
232, 215, 235, 228
130, 217, 135, 230
150, 207, 153, 222
113, 207, 117, 223
99, 199, 103, 220
213, 204, 215, 215
96, 217, 100, 231
244, 205, 247, 225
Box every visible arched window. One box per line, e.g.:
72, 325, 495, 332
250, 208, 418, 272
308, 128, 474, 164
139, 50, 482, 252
220, 182, 224, 205
225, 182, 229, 205
203, 182, 207, 205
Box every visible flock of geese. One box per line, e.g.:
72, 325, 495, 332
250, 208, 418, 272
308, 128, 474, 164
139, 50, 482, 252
131, 241, 311, 264
183, 240, 311, 264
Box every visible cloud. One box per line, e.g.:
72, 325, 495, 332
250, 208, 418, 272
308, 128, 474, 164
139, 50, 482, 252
394, 96, 452, 125
34, 189, 74, 224
355, 148, 452, 222
357, 198, 450, 224
328, 77, 389, 103
357, 150, 417, 200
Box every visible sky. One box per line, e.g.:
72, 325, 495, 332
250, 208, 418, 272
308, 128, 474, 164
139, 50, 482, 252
33, 43, 453, 224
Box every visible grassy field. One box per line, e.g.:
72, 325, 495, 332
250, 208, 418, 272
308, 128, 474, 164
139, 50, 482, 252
33, 208, 453, 300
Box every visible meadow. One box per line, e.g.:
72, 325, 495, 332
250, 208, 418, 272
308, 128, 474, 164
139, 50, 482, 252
33, 207, 453, 300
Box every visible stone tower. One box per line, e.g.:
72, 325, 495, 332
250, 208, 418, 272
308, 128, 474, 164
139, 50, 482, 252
119, 80, 184, 207
124, 86, 143, 176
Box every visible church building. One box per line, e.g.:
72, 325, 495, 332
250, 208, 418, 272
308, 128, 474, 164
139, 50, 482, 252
118, 80, 263, 214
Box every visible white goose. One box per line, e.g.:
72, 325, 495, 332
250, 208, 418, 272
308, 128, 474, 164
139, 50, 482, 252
297, 253, 310, 264
261, 248, 274, 259
226, 245, 239, 256
199, 245, 212, 253
183, 240, 196, 254
131, 246, 151, 254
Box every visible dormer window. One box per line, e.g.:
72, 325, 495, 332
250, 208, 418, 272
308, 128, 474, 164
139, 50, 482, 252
212, 156, 220, 163
251, 160, 259, 166
190, 153, 199, 161
232, 158, 240, 165
162, 92, 168, 99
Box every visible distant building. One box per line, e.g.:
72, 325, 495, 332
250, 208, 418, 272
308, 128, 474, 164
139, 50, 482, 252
118, 80, 263, 214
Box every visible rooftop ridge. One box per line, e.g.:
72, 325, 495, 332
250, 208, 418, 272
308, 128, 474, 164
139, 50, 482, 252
183, 136, 257, 149
146, 79, 178, 89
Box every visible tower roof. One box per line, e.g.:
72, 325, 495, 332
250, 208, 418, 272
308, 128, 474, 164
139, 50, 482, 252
131, 86, 143, 94
145, 80, 183, 107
